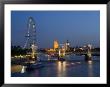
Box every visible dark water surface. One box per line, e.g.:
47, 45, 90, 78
11, 54, 100, 77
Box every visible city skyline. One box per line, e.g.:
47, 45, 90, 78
11, 11, 100, 48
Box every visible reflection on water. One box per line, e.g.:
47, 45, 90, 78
57, 61, 66, 76
21, 66, 27, 73
11, 54, 100, 77
88, 61, 93, 76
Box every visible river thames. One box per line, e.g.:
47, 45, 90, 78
11, 53, 100, 77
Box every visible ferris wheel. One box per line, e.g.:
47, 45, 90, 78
23, 17, 37, 50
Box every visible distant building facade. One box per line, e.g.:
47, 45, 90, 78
53, 40, 59, 50
65, 40, 70, 51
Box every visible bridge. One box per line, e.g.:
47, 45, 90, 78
12, 17, 95, 63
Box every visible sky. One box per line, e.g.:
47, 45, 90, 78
11, 11, 100, 48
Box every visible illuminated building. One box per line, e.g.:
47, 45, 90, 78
53, 40, 59, 50
65, 40, 70, 51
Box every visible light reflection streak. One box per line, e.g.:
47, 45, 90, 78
88, 60, 93, 76
57, 61, 66, 76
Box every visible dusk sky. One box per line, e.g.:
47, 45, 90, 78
11, 11, 100, 48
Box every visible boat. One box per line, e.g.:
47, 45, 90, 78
25, 44, 45, 71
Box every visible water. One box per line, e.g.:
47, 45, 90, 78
11, 53, 100, 77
